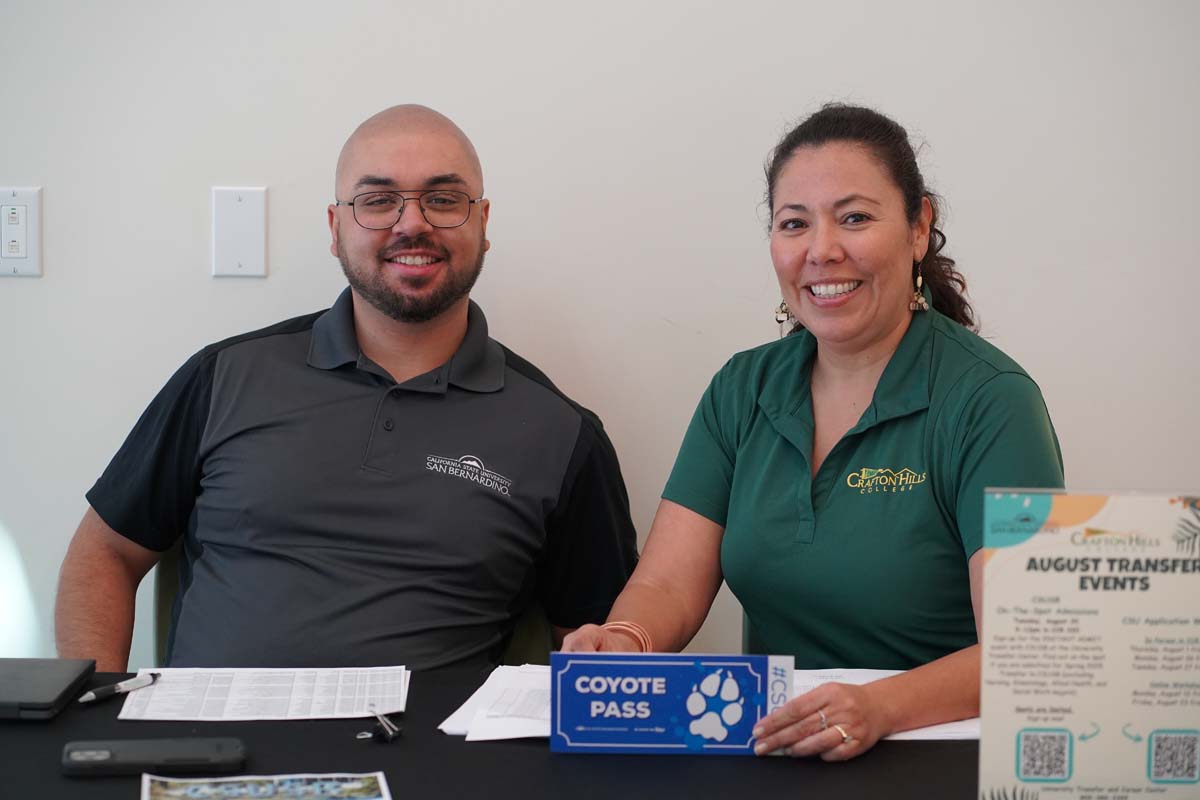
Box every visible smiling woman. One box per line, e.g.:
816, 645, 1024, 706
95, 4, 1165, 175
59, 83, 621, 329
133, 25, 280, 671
563, 103, 1065, 763
766, 105, 973, 338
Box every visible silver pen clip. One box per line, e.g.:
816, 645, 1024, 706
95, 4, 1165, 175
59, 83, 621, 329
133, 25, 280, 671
355, 704, 402, 742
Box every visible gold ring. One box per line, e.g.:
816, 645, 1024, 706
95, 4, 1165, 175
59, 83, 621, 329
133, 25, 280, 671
817, 709, 828, 730
832, 723, 853, 744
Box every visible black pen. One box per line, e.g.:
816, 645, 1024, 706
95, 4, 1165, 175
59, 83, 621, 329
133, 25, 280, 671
78, 672, 162, 704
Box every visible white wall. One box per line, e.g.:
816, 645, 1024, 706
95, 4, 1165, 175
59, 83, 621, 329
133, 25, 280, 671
1, 0, 1197, 669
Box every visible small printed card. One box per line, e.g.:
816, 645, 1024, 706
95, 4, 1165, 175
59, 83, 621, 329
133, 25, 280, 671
980, 492, 1200, 797
550, 652, 794, 755
142, 772, 390, 800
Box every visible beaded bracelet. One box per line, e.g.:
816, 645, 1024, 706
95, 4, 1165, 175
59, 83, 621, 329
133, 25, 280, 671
600, 620, 654, 653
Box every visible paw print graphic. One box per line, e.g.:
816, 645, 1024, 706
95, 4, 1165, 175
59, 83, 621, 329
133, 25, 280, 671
686, 669, 745, 742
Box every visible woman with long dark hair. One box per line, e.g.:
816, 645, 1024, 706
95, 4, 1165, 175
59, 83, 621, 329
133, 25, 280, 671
564, 104, 1064, 760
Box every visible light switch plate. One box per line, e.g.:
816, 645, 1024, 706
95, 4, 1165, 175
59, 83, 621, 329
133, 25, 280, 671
0, 186, 42, 277
212, 187, 267, 277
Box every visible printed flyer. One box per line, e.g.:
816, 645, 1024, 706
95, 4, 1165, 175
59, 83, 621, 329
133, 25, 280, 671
142, 772, 390, 800
550, 652, 793, 754
980, 492, 1200, 798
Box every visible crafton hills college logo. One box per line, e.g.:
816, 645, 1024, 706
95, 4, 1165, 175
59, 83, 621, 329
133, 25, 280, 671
425, 454, 514, 496
846, 466, 927, 495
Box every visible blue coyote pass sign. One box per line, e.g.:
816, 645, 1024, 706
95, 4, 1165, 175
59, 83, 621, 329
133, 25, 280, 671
550, 653, 794, 755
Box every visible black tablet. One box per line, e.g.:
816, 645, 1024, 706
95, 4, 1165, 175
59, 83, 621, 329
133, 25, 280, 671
0, 658, 96, 720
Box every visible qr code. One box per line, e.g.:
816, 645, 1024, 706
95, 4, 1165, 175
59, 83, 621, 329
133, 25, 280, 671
1018, 730, 1071, 781
1150, 731, 1199, 783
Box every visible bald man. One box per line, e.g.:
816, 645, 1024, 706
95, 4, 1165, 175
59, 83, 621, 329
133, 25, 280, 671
55, 106, 638, 671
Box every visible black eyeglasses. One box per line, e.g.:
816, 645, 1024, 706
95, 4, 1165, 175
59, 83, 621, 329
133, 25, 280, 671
334, 189, 483, 229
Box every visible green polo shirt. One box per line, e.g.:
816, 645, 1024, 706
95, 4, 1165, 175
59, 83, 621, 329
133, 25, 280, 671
663, 307, 1064, 669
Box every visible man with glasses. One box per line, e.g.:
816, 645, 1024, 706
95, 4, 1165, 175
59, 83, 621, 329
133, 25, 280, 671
55, 105, 638, 671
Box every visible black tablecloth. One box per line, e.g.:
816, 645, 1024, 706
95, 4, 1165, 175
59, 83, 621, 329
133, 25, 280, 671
1, 668, 979, 798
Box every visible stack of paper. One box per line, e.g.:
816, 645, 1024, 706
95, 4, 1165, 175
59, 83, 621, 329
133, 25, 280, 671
119, 666, 410, 721
439, 664, 550, 741
439, 664, 979, 742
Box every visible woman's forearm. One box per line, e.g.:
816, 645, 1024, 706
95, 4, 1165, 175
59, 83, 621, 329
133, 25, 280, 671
605, 576, 712, 653
866, 643, 980, 734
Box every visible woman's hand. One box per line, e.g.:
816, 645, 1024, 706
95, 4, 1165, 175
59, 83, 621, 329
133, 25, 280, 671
752, 682, 894, 761
559, 624, 643, 653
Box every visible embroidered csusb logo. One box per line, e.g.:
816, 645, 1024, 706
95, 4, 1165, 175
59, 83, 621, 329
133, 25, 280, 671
845, 466, 927, 494
426, 454, 513, 496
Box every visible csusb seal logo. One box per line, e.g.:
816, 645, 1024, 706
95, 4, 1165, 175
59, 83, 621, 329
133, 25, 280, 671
990, 512, 1043, 536
426, 454, 514, 496
846, 466, 927, 495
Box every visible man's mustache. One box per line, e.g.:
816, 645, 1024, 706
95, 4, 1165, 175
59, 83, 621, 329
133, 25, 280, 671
379, 236, 450, 260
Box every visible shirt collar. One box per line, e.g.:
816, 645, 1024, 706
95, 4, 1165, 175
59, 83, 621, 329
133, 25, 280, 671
307, 288, 505, 393
446, 301, 506, 392
759, 285, 934, 429
307, 288, 360, 370
866, 290, 933, 426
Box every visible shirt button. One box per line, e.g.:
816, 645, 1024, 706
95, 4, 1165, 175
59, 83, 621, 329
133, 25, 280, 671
383, 418, 394, 431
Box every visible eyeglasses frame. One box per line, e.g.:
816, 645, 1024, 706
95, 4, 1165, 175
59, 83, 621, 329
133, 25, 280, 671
333, 189, 485, 230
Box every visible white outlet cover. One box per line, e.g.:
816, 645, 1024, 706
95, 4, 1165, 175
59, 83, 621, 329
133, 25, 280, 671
0, 186, 43, 277
212, 187, 267, 277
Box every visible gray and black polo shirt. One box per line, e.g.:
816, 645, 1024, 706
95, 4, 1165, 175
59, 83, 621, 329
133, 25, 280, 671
88, 289, 638, 669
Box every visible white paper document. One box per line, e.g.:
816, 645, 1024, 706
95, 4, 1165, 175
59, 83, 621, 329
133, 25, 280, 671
979, 493, 1200, 796
793, 668, 980, 740
441, 663, 978, 742
118, 666, 410, 721
440, 664, 550, 740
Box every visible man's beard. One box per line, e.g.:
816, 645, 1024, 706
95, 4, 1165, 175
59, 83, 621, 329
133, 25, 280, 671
338, 233, 485, 323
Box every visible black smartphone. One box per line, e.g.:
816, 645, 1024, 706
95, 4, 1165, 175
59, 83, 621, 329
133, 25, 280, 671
61, 737, 246, 776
